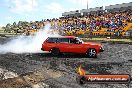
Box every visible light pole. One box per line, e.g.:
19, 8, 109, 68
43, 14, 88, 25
87, 0, 89, 9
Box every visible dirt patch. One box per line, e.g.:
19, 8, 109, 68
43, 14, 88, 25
0, 68, 63, 88
0, 38, 132, 88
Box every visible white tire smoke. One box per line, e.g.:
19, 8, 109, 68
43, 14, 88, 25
0, 24, 60, 54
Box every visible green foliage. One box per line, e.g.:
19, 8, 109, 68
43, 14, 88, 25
5, 23, 12, 33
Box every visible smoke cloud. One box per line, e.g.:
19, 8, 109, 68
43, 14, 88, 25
0, 24, 60, 54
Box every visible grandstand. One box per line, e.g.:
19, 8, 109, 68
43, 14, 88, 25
62, 10, 81, 17
61, 2, 132, 37
105, 2, 132, 12
62, 2, 132, 17
80, 6, 103, 16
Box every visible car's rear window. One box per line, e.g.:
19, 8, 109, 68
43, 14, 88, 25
47, 38, 58, 43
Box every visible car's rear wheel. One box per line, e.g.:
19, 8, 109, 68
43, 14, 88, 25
87, 48, 97, 58
51, 48, 60, 56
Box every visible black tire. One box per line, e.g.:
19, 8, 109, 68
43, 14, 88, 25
51, 48, 60, 56
87, 48, 97, 58
76, 76, 86, 85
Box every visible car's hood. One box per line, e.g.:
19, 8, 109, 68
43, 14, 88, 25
83, 42, 101, 46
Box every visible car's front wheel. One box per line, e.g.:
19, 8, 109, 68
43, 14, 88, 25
87, 48, 97, 58
51, 48, 60, 56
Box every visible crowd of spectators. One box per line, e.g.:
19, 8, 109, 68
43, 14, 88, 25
5, 10, 132, 36
35, 10, 132, 35
58, 10, 132, 35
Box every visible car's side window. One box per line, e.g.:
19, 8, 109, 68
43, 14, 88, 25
58, 38, 69, 43
69, 38, 76, 44
70, 38, 81, 44
47, 38, 58, 43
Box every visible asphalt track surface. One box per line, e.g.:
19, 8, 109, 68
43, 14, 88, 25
0, 38, 132, 88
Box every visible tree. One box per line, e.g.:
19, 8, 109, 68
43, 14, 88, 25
2, 27, 5, 30
4, 23, 11, 33
18, 21, 23, 26
13, 22, 17, 27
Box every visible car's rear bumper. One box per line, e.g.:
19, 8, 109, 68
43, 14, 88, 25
100, 47, 104, 52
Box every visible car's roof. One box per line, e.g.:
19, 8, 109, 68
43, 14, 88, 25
48, 36, 77, 38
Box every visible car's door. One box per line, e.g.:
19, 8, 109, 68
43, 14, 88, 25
57, 38, 70, 52
69, 38, 85, 53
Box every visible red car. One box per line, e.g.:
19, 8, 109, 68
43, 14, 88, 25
41, 36, 104, 57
